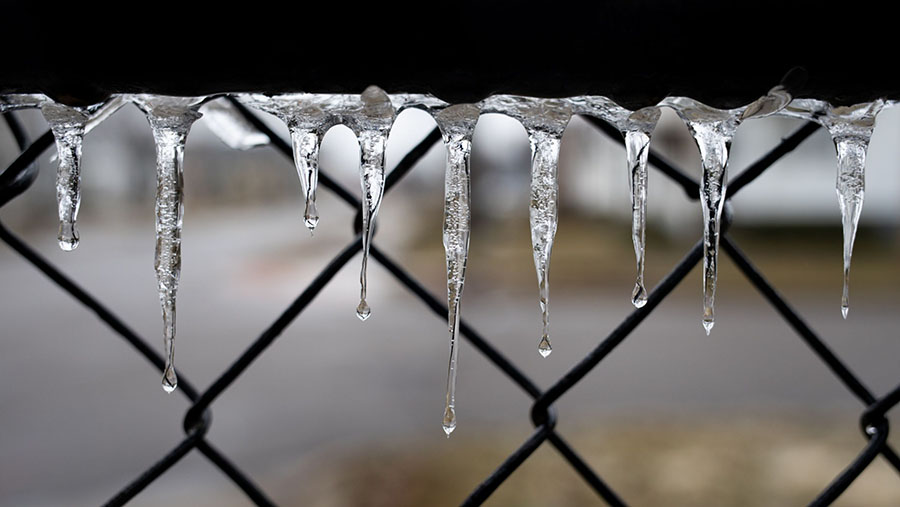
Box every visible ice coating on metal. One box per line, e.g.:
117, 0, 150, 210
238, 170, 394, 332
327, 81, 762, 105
482, 96, 572, 356
573, 98, 661, 308
781, 98, 884, 317
132, 95, 205, 393
663, 97, 743, 334
199, 98, 270, 150
434, 104, 480, 436
741, 85, 792, 121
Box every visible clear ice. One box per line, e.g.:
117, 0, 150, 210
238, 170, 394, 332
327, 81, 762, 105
570, 97, 661, 308
663, 97, 742, 334
38, 97, 126, 250
482, 96, 572, 356
132, 95, 205, 393
350, 86, 397, 320
199, 98, 270, 150
781, 98, 884, 317
434, 104, 480, 436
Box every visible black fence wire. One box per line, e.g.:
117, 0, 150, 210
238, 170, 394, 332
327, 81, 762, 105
1, 98, 898, 507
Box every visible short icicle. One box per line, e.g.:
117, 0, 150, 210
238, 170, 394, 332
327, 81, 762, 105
433, 104, 480, 436
664, 97, 741, 335
40, 98, 125, 251
132, 95, 205, 393
41, 102, 90, 251
351, 86, 396, 321
237, 94, 343, 232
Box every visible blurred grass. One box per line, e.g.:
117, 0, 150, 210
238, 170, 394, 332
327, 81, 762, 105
265, 416, 900, 507
400, 215, 900, 299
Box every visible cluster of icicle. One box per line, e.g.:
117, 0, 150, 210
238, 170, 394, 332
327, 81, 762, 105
1, 86, 891, 435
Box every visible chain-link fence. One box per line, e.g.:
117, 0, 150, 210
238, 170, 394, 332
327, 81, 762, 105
1, 97, 898, 506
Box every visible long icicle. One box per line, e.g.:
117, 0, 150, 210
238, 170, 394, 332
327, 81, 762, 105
353, 86, 396, 321
133, 95, 204, 393
822, 101, 884, 318
623, 107, 661, 308
289, 127, 321, 231
434, 104, 480, 436
664, 98, 740, 335
521, 100, 572, 357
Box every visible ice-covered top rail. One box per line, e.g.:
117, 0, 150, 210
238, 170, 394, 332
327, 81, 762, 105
2, 88, 893, 435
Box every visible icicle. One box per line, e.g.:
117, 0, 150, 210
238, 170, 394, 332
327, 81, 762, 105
237, 93, 344, 232
567, 97, 661, 308
622, 108, 661, 308
780, 98, 884, 318
663, 98, 742, 335
199, 98, 270, 150
132, 95, 205, 393
38, 97, 127, 251
349, 86, 397, 321
482, 96, 571, 356
40, 102, 89, 251
433, 104, 480, 436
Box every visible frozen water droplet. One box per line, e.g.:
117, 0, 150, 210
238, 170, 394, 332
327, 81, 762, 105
442, 405, 456, 437
538, 335, 553, 358
434, 104, 480, 438
162, 364, 178, 393
663, 97, 741, 334
841, 304, 849, 319
866, 425, 877, 436
58, 222, 79, 251
132, 95, 205, 392
356, 299, 371, 321
702, 318, 714, 335
632, 283, 648, 308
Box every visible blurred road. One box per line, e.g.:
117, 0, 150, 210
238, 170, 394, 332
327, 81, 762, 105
1, 202, 899, 506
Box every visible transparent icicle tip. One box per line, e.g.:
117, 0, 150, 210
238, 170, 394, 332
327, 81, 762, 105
442, 405, 457, 437
162, 365, 178, 393
356, 299, 371, 321
538, 335, 552, 357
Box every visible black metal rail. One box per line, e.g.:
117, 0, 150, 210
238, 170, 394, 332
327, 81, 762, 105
1, 100, 897, 506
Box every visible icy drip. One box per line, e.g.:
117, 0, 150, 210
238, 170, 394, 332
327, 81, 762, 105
289, 128, 321, 231
664, 98, 740, 335
38, 97, 127, 251
821, 101, 883, 318
40, 102, 89, 251
236, 93, 345, 232
622, 108, 661, 308
132, 96, 204, 393
482, 97, 572, 357
567, 97, 660, 308
433, 104, 480, 436
351, 86, 396, 320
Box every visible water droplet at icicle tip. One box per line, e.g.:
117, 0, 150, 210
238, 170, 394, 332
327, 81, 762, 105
442, 405, 456, 437
632, 283, 648, 308
538, 335, 552, 357
162, 364, 178, 393
356, 299, 371, 321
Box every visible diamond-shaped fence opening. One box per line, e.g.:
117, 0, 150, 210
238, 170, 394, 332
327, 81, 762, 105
1, 95, 898, 507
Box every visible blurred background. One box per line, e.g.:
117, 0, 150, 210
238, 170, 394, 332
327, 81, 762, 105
1, 98, 899, 506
